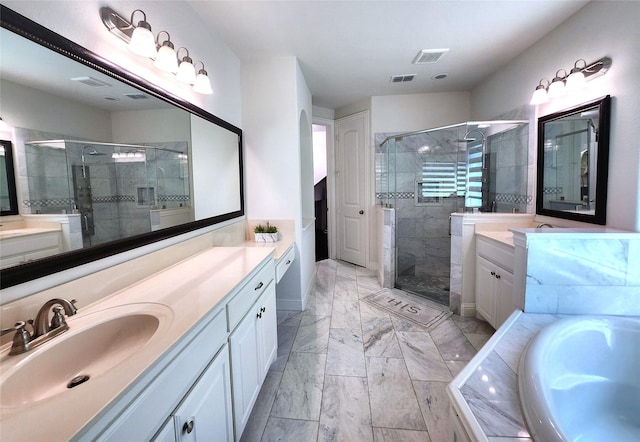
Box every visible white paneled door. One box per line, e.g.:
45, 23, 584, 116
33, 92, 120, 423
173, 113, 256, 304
335, 111, 368, 267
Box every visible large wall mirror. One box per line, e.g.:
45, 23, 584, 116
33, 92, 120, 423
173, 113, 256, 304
0, 6, 244, 288
536, 95, 611, 225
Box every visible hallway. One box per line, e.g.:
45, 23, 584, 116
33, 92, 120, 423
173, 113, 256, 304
241, 259, 494, 441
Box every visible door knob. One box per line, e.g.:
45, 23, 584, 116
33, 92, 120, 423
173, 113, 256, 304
359, 210, 364, 215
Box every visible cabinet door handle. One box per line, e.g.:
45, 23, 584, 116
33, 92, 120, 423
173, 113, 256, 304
286, 259, 291, 265
261, 306, 266, 313
257, 311, 262, 319
183, 419, 195, 434
255, 281, 264, 290
496, 274, 501, 279
490, 271, 495, 276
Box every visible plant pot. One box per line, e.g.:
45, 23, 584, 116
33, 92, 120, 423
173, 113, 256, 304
254, 232, 278, 243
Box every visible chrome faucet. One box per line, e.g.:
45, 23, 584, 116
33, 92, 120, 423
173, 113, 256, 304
536, 223, 554, 228
1, 298, 77, 355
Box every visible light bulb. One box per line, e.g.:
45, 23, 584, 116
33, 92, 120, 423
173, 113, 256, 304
128, 11, 156, 58
193, 63, 213, 94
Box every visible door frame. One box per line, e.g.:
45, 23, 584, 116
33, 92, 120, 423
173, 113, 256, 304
312, 117, 336, 260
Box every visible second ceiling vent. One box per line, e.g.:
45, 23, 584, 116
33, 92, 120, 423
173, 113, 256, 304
412, 48, 449, 64
390, 74, 416, 83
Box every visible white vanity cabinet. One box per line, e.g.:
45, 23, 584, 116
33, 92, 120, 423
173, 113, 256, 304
475, 235, 515, 329
154, 346, 234, 442
0, 229, 61, 269
229, 280, 277, 439
73, 253, 277, 442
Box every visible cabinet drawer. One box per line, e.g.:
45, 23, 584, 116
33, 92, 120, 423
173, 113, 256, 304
276, 246, 295, 283
476, 237, 514, 273
227, 260, 274, 331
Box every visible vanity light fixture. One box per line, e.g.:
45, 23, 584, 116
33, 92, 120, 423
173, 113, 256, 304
193, 61, 213, 95
566, 59, 587, 92
547, 69, 568, 99
175, 48, 196, 84
100, 6, 212, 94
127, 9, 157, 58
530, 57, 611, 105
153, 31, 178, 73
530, 79, 550, 105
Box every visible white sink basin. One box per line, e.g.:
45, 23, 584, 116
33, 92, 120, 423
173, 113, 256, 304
0, 303, 172, 408
518, 315, 640, 441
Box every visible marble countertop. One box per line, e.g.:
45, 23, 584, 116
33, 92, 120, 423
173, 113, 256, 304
0, 246, 275, 441
475, 230, 515, 248
447, 311, 563, 441
241, 237, 293, 261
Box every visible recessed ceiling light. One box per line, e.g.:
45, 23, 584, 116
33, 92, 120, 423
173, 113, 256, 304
431, 73, 448, 80
412, 49, 449, 64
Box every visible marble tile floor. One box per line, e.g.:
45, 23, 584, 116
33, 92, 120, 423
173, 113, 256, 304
240, 259, 495, 442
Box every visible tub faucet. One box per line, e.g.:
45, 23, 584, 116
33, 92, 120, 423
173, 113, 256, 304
33, 298, 78, 338
536, 223, 554, 228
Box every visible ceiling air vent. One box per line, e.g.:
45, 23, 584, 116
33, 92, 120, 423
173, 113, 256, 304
390, 74, 416, 83
71, 76, 112, 87
412, 49, 449, 64
123, 93, 149, 100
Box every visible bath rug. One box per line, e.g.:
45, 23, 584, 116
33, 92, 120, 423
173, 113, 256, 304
363, 288, 452, 331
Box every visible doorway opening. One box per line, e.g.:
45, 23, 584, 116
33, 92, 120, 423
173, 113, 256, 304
312, 124, 328, 261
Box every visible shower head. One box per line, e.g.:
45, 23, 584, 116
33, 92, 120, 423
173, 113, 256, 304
81, 146, 106, 156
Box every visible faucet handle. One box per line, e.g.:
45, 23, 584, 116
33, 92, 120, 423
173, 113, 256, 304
3, 321, 33, 355
50, 307, 67, 330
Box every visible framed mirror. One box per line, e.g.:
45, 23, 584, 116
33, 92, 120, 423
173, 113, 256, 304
0, 6, 244, 288
536, 95, 611, 225
1, 140, 19, 216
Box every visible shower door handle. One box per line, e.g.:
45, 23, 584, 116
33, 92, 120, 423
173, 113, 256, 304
448, 216, 452, 236
83, 215, 89, 232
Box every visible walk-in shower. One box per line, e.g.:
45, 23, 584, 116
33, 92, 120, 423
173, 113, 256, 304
376, 120, 529, 305
23, 139, 190, 248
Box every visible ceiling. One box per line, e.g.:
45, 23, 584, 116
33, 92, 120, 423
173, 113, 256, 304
188, 0, 589, 110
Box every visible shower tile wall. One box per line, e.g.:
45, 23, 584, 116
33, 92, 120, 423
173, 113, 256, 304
15, 128, 190, 247
487, 124, 532, 214
16, 128, 73, 214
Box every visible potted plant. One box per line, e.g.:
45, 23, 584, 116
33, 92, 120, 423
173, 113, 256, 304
254, 223, 279, 242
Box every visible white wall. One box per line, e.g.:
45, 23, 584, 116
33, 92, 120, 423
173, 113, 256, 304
111, 109, 190, 143
242, 56, 315, 309
471, 1, 640, 231
1, 79, 112, 141
371, 91, 471, 134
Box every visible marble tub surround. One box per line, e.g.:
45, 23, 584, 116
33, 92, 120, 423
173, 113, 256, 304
448, 310, 562, 441
512, 228, 640, 316
241, 259, 495, 442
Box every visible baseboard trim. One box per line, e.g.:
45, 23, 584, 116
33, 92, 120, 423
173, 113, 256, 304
459, 302, 476, 318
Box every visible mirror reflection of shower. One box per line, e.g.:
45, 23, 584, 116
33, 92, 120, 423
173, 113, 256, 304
22, 137, 190, 248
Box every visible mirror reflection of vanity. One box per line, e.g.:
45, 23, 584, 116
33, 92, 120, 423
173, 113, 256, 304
0, 6, 244, 287
536, 95, 611, 224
